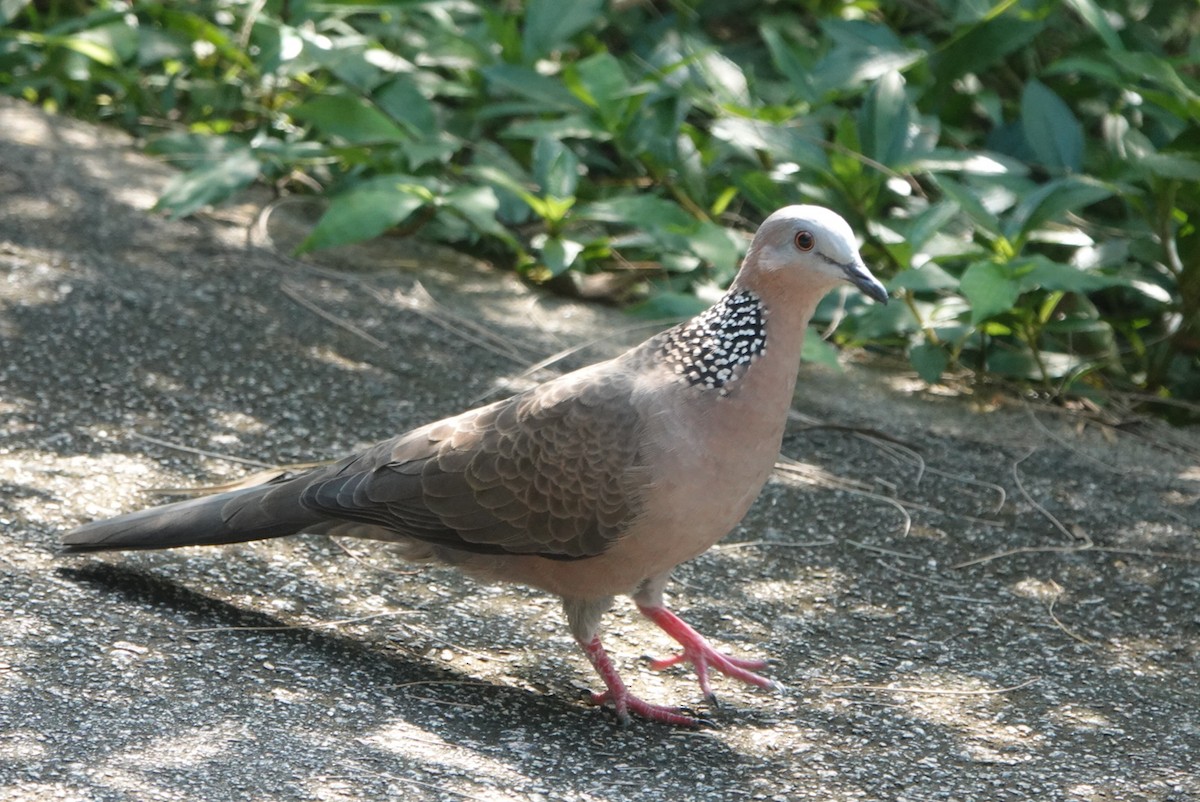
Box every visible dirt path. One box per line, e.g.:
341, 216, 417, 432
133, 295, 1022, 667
2, 97, 1197, 802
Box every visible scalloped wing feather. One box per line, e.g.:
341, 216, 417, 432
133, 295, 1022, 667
300, 369, 648, 559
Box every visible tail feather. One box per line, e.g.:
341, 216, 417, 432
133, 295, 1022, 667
61, 478, 323, 553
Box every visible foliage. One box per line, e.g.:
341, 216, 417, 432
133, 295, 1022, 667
3, 0, 1200, 412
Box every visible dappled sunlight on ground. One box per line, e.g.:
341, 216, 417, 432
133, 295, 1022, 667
3, 97, 1199, 801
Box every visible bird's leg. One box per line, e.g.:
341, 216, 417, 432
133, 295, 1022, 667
578, 635, 704, 728
563, 595, 704, 727
636, 603, 776, 702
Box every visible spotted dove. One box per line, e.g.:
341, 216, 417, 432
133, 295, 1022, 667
62, 205, 888, 726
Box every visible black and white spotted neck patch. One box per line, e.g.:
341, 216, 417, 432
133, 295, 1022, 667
659, 290, 767, 394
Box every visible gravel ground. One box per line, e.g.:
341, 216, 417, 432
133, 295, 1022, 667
2, 97, 1198, 802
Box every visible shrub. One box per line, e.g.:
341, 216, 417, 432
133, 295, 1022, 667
4, 0, 1198, 412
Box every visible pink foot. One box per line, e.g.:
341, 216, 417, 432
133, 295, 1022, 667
580, 636, 706, 727
638, 604, 777, 701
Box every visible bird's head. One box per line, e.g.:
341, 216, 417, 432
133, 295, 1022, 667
738, 205, 888, 305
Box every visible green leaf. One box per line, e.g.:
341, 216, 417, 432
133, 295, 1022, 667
476, 152, 574, 224
890, 262, 959, 292
1021, 80, 1083, 172
0, 0, 31, 25
500, 115, 611, 142
303, 39, 383, 92
760, 23, 814, 102
468, 165, 543, 214
483, 65, 585, 111
914, 149, 1028, 177
59, 34, 118, 66
375, 80, 437, 137
984, 349, 1041, 379
536, 235, 585, 277
803, 333, 842, 370
1110, 52, 1200, 109
979, 321, 1014, 336
687, 221, 744, 270
710, 186, 739, 217
246, 137, 327, 164
298, 175, 427, 253
146, 132, 247, 165
693, 50, 750, 107
858, 70, 911, 167
156, 9, 253, 69
628, 292, 708, 321
904, 201, 962, 252
989, 349, 1084, 381
567, 52, 635, 129
532, 136, 579, 200
535, 195, 576, 225
137, 28, 187, 67
1015, 256, 1128, 294
622, 95, 688, 166
291, 96, 407, 144
1139, 152, 1200, 183
910, 343, 949, 384
467, 142, 536, 225
442, 186, 502, 231
1061, 0, 1124, 51
960, 260, 1020, 325
578, 195, 694, 230
846, 302, 920, 340
522, 0, 604, 61
934, 14, 1045, 84
442, 185, 515, 244
580, 195, 699, 263
709, 118, 829, 174
733, 172, 791, 215
155, 148, 261, 219
74, 21, 138, 63
935, 176, 1002, 238
830, 114, 864, 183
1042, 55, 1123, 86
1003, 177, 1112, 243
812, 19, 921, 96
402, 134, 461, 170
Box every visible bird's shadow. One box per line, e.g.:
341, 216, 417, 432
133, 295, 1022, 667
57, 560, 521, 693
53, 562, 744, 747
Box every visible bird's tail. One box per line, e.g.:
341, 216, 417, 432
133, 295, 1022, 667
61, 475, 323, 553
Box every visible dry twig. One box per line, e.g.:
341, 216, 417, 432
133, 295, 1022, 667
955, 539, 1200, 569
1010, 447, 1082, 543
185, 610, 413, 634
826, 676, 1042, 696
1047, 595, 1097, 646
280, 281, 389, 349
131, 431, 277, 470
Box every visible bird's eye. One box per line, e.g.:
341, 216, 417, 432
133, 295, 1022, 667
794, 230, 815, 251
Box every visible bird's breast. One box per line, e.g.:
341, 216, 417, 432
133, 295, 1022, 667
470, 347, 798, 600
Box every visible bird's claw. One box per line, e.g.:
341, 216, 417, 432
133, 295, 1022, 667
638, 605, 776, 696
588, 689, 711, 728
579, 609, 775, 728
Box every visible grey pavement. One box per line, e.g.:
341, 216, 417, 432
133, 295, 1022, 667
1, 97, 1198, 801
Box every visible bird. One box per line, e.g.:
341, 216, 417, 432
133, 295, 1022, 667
62, 205, 888, 726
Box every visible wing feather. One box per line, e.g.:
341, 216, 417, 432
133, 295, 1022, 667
300, 367, 646, 559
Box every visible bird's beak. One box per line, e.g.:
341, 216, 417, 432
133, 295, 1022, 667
843, 260, 889, 304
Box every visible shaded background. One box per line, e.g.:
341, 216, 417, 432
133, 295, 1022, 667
4, 0, 1200, 408
2, 98, 1199, 801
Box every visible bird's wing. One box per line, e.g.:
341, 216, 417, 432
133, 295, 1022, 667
299, 365, 650, 559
